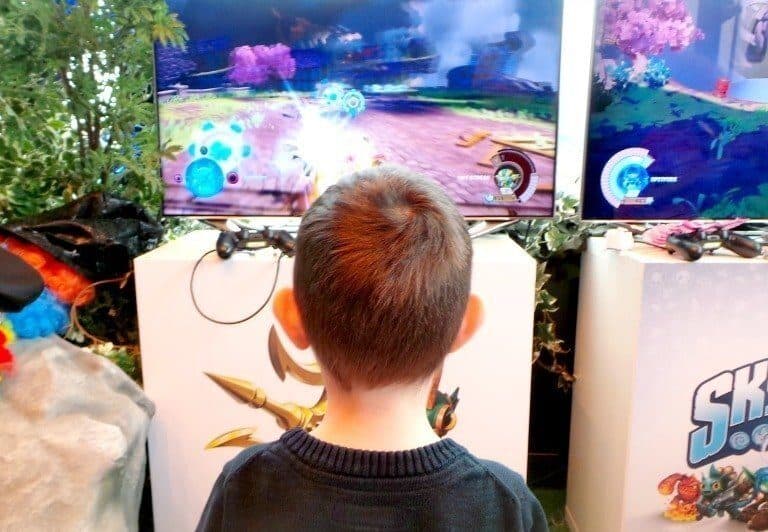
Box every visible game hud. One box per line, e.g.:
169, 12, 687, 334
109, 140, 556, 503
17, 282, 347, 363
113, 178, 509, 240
583, 0, 768, 221
155, 0, 563, 218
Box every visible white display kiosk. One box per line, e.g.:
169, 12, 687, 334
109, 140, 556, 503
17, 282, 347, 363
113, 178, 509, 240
567, 238, 768, 532
135, 230, 536, 532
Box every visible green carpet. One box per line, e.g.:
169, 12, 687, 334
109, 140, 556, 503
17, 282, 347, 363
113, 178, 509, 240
532, 488, 568, 531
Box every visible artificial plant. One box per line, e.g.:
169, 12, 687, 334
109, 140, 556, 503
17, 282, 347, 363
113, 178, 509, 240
0, 0, 186, 222
0, 0, 190, 377
509, 196, 595, 389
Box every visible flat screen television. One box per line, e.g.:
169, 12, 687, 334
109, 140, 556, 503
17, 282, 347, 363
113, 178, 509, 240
582, 0, 768, 221
155, 0, 564, 218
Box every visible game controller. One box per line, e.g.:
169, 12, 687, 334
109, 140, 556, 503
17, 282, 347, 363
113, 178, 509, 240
718, 229, 763, 258
216, 228, 296, 259
665, 234, 705, 262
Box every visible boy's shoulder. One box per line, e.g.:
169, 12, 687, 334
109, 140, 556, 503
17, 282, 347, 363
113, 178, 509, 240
471, 457, 548, 531
476, 458, 530, 493
219, 440, 284, 479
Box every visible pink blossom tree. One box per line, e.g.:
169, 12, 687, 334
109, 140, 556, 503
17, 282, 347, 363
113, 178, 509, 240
601, 0, 704, 59
228, 43, 296, 86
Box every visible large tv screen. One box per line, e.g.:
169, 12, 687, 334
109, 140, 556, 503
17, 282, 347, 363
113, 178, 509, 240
155, 0, 563, 218
583, 0, 768, 221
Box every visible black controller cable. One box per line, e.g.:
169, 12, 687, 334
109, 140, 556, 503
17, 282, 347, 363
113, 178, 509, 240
189, 247, 285, 325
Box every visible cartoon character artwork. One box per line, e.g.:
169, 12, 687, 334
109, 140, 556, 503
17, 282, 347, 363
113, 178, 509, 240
658, 465, 768, 529
182, 121, 252, 198
426, 368, 459, 438
697, 466, 753, 520
658, 473, 701, 521
204, 325, 460, 449
738, 468, 768, 530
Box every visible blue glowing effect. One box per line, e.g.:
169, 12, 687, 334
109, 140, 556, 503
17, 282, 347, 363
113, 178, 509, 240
230, 123, 243, 133
322, 85, 344, 104
242, 145, 251, 157
209, 141, 232, 161
185, 158, 225, 197
341, 90, 366, 117
616, 163, 650, 197
202, 121, 215, 131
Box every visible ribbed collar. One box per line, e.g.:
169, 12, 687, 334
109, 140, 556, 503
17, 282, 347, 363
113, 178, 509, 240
280, 428, 466, 478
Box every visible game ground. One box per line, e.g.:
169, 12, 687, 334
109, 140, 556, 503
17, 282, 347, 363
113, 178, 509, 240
161, 93, 555, 218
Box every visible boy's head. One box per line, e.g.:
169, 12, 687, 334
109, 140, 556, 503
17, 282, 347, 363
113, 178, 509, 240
274, 166, 482, 390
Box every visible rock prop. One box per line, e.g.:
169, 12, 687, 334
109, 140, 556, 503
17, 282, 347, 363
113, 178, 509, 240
0, 337, 154, 531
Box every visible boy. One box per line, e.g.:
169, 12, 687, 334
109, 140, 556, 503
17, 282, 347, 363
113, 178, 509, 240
197, 166, 548, 531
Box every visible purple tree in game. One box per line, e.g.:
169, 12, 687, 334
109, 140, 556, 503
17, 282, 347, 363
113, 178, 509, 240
155, 44, 196, 89
600, 0, 703, 85
228, 44, 296, 86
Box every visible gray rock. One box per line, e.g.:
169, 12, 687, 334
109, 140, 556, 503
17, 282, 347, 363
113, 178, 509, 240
0, 337, 154, 531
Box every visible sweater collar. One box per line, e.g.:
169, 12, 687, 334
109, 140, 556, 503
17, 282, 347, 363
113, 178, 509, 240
280, 428, 466, 478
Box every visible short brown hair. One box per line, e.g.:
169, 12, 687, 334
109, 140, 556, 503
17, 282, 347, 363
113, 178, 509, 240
294, 166, 472, 388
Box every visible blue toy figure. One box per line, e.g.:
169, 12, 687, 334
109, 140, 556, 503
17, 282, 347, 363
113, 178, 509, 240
6, 289, 69, 339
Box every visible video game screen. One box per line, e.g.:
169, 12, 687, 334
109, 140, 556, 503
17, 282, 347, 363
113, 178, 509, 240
155, 0, 563, 218
583, 0, 768, 221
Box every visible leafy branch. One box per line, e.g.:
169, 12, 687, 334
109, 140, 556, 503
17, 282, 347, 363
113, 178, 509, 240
0, 0, 187, 224
508, 195, 597, 390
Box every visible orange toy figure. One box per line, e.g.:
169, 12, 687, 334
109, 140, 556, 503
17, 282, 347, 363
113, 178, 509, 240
2, 237, 94, 305
658, 473, 702, 522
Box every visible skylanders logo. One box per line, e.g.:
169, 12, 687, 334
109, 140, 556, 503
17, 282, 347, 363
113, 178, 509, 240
689, 359, 768, 468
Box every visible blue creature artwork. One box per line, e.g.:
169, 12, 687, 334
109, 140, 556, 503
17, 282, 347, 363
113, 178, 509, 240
184, 121, 252, 198
697, 465, 751, 520
644, 57, 672, 88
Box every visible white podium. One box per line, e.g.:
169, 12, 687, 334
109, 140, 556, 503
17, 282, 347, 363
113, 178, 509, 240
567, 238, 768, 532
135, 230, 536, 532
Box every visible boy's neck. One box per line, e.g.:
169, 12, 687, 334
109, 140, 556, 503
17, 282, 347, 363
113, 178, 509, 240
309, 379, 441, 451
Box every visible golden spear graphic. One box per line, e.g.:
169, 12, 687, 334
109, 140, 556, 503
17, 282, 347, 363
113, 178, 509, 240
204, 373, 327, 449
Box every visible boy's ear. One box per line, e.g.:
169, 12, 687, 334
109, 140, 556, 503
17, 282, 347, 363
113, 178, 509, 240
273, 288, 310, 349
449, 294, 483, 353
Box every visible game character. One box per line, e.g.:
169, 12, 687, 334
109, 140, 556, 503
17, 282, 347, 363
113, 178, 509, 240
658, 473, 701, 521
737, 468, 768, 530
183, 121, 251, 198
697, 465, 753, 520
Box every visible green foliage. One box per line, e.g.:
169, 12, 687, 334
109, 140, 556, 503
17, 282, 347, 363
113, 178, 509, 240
509, 195, 595, 389
702, 183, 768, 219
0, 0, 186, 223
590, 83, 768, 140
1, 0, 189, 381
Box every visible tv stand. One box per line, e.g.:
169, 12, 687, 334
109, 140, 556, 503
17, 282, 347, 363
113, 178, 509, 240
134, 230, 536, 531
